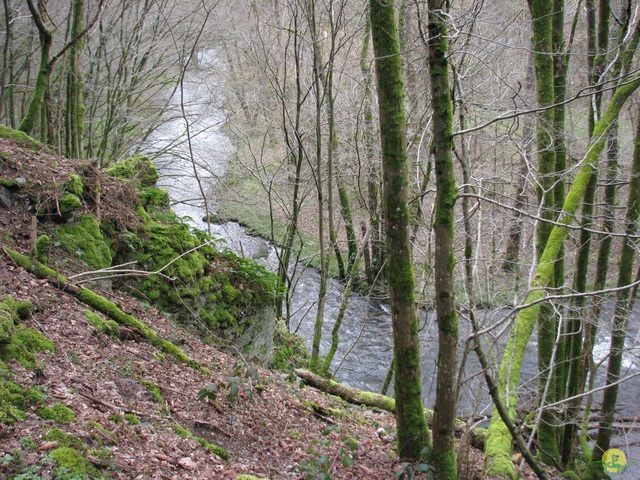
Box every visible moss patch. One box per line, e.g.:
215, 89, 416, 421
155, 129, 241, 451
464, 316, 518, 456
106, 155, 158, 187
37, 404, 76, 424
51, 447, 89, 476
65, 174, 84, 195
57, 214, 112, 269
44, 428, 86, 450
58, 192, 82, 214
0, 125, 41, 150
0, 296, 54, 369
35, 234, 52, 264
84, 310, 120, 337
170, 423, 229, 460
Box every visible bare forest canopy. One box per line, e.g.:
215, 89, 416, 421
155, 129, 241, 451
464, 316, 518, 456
2, 0, 640, 479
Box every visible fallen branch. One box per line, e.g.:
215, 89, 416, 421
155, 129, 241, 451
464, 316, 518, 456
294, 368, 401, 415
3, 247, 209, 374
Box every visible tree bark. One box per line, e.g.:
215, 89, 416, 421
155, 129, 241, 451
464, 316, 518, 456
427, 1, 458, 478
370, 0, 431, 460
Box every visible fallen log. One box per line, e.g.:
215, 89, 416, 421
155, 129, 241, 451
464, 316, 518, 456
3, 247, 209, 374
294, 369, 491, 449
294, 368, 430, 420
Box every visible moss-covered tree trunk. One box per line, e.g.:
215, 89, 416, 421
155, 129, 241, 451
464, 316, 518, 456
426, 1, 458, 478
307, 0, 327, 373
65, 0, 86, 158
484, 74, 640, 478
19, 0, 53, 136
561, 0, 609, 466
527, 0, 562, 464
585, 100, 640, 480
370, 0, 431, 460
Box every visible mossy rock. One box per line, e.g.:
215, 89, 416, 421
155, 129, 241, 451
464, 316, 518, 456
58, 193, 82, 214
65, 174, 84, 196
57, 214, 113, 270
35, 234, 52, 264
0, 125, 41, 151
106, 155, 158, 187
37, 404, 76, 424
138, 186, 170, 209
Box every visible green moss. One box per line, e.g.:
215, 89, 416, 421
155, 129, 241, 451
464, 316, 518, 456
125, 413, 139, 425
88, 420, 117, 444
35, 234, 52, 264
59, 193, 82, 214
65, 174, 84, 195
106, 155, 158, 187
44, 428, 86, 450
271, 322, 309, 372
1, 325, 55, 369
171, 423, 190, 438
0, 125, 41, 150
138, 187, 170, 209
57, 214, 112, 269
37, 404, 76, 424
0, 378, 41, 424
141, 379, 167, 411
0, 177, 22, 189
170, 423, 229, 460
51, 447, 88, 475
15, 301, 36, 320
84, 310, 120, 337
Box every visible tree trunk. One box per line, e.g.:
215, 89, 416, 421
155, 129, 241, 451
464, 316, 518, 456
370, 0, 431, 460
427, 1, 458, 478
483, 74, 640, 478
65, 0, 86, 158
528, 0, 561, 463
585, 100, 640, 480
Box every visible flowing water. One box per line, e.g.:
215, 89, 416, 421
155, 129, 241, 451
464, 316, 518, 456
147, 51, 640, 475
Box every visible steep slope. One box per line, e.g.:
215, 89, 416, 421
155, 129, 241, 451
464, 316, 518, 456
0, 134, 416, 479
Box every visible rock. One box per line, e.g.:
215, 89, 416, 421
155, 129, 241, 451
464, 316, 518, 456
0, 185, 12, 210
251, 240, 270, 260
229, 306, 276, 365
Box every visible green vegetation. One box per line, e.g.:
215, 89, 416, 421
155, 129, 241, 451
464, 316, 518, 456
271, 321, 309, 372
0, 125, 41, 151
141, 379, 168, 412
57, 214, 113, 269
65, 174, 84, 196
37, 404, 76, 424
106, 155, 158, 187
0, 296, 54, 369
35, 234, 52, 264
51, 447, 89, 476
44, 428, 85, 450
84, 310, 120, 337
58, 193, 82, 214
170, 423, 229, 460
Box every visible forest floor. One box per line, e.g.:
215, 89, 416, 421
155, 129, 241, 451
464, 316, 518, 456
0, 137, 537, 479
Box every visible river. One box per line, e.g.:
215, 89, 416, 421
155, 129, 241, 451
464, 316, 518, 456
147, 51, 640, 475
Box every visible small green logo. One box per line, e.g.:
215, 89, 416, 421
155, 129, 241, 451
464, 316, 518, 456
601, 448, 637, 477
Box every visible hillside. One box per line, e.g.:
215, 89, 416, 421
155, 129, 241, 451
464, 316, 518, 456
0, 133, 439, 479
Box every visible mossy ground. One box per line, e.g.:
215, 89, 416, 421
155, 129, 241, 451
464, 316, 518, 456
57, 214, 113, 270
